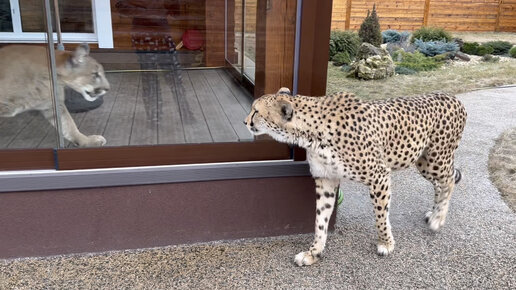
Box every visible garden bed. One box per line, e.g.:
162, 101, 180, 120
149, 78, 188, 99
327, 31, 516, 99
327, 57, 516, 99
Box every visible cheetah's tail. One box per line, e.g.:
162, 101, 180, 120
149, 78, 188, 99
454, 169, 462, 184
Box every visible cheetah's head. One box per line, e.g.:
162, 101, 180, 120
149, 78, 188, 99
244, 87, 296, 143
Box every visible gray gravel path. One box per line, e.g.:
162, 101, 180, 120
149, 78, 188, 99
1, 87, 515, 289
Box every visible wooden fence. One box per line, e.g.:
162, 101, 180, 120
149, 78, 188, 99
332, 0, 516, 32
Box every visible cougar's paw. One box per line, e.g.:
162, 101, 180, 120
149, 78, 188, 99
425, 211, 445, 232
82, 135, 107, 147
294, 251, 319, 266
377, 241, 395, 256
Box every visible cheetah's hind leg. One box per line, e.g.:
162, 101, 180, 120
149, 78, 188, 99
416, 152, 458, 231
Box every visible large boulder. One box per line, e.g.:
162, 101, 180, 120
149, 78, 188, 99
348, 43, 395, 80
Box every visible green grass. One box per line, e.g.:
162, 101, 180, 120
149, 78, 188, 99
326, 60, 516, 100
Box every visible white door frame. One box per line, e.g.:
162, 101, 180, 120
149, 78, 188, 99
0, 0, 113, 48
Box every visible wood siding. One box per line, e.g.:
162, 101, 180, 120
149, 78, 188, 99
332, 0, 516, 32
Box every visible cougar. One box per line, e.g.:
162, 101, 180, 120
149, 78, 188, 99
0, 44, 110, 147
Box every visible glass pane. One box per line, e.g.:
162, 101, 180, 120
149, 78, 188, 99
20, 0, 93, 33
0, 0, 13, 32
226, 0, 243, 72
243, 0, 256, 82
0, 9, 58, 149
47, 0, 297, 152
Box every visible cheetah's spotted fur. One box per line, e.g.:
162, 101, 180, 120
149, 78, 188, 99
244, 88, 467, 266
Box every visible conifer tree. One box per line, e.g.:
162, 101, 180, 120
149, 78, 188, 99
358, 4, 382, 47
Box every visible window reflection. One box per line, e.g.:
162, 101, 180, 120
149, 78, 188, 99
0, 0, 297, 150
0, 44, 108, 148
227, 0, 243, 72
243, 0, 256, 81
0, 1, 13, 32
19, 0, 93, 33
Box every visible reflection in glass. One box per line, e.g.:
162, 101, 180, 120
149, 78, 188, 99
0, 0, 297, 149
20, 0, 93, 33
226, 0, 243, 72
115, 0, 183, 126
243, 0, 256, 81
0, 0, 13, 32
0, 44, 109, 148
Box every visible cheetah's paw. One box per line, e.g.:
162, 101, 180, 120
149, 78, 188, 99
377, 242, 394, 256
425, 211, 445, 231
294, 251, 319, 266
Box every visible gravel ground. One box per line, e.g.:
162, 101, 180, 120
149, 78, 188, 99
1, 87, 515, 289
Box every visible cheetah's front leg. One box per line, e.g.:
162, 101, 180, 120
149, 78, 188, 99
369, 172, 395, 256
295, 177, 339, 266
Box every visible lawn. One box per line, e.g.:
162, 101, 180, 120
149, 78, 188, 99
326, 58, 516, 100
326, 32, 516, 100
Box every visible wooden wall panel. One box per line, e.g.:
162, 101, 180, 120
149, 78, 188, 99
332, 0, 425, 30
254, 0, 296, 97
205, 0, 225, 66
234, 0, 257, 32
498, 0, 516, 32
331, 0, 516, 32
427, 0, 499, 32
331, 0, 349, 30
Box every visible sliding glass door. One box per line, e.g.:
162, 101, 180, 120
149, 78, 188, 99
226, 0, 256, 83
243, 0, 256, 82
0, 0, 302, 170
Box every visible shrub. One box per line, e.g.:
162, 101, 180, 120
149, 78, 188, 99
329, 30, 361, 61
332, 51, 353, 66
395, 66, 417, 75
394, 51, 443, 72
510, 46, 516, 58
483, 41, 513, 55
341, 64, 352, 72
414, 39, 458, 57
382, 30, 411, 44
481, 54, 500, 63
411, 26, 452, 43
461, 42, 479, 54
477, 45, 494, 56
461, 42, 494, 56
358, 4, 382, 47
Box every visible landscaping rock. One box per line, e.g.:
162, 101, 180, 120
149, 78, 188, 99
434, 52, 456, 62
455, 51, 471, 61
453, 37, 464, 50
348, 43, 395, 80
355, 42, 387, 59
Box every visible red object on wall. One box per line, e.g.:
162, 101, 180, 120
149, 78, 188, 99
182, 29, 204, 50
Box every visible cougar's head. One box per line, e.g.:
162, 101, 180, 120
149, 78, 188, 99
59, 43, 110, 102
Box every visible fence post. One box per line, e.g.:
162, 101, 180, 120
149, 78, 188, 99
345, 0, 352, 30
495, 0, 502, 32
423, 0, 431, 26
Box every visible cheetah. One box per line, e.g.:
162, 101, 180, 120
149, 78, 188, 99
244, 88, 467, 266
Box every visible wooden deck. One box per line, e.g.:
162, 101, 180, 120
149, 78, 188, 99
0, 69, 254, 149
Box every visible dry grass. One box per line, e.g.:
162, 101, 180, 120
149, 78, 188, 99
488, 128, 516, 212
452, 32, 516, 44
326, 58, 516, 100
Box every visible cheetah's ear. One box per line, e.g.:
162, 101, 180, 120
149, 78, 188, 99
276, 87, 291, 95
279, 101, 293, 122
